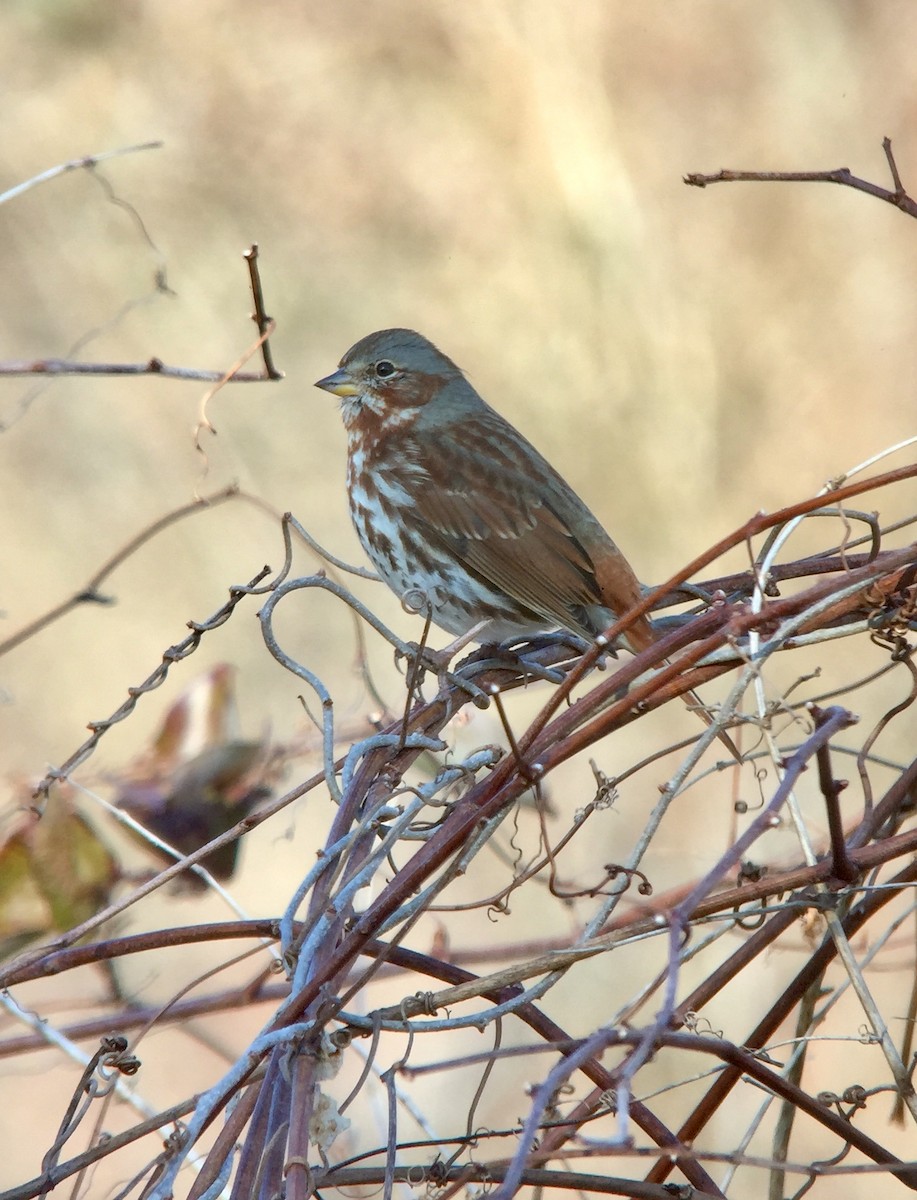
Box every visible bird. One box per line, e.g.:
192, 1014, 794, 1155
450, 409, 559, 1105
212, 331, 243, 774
315, 328, 735, 750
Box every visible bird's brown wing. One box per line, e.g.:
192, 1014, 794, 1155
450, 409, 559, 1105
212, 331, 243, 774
408, 414, 645, 640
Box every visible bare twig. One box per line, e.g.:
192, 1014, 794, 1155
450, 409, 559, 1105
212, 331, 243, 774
0, 141, 164, 207
685, 137, 917, 218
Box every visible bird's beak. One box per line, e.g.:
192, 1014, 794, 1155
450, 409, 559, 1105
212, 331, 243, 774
315, 368, 360, 398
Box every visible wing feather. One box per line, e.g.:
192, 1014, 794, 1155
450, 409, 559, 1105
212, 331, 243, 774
404, 411, 639, 638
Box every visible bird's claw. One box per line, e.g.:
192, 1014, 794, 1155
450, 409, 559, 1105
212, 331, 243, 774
396, 642, 492, 708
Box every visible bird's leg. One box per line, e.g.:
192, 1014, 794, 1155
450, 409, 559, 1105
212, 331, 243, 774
514, 631, 593, 655
403, 618, 490, 678
434, 619, 493, 661
398, 620, 493, 707
460, 634, 582, 686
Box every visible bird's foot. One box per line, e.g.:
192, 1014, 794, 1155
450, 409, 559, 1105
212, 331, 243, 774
396, 641, 492, 708
460, 638, 574, 685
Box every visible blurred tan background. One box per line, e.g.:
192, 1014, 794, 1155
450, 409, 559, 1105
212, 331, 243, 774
2, 2, 917, 1193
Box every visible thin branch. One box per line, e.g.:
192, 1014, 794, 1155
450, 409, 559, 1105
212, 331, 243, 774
685, 137, 917, 217
0, 486, 241, 658
0, 141, 163, 207
244, 243, 282, 380
0, 357, 273, 382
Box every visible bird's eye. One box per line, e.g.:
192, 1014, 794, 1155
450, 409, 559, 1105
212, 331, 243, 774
374, 359, 396, 378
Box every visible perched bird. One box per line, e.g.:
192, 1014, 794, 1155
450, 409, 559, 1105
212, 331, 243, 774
315, 329, 734, 752
315, 328, 655, 652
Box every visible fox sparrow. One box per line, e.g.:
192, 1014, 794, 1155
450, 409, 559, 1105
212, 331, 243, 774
315, 328, 656, 653
316, 330, 739, 756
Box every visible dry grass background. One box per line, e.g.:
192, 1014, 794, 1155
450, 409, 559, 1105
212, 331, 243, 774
1, 2, 917, 1195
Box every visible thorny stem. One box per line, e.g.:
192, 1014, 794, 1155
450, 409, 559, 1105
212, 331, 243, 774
8, 438, 917, 1198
